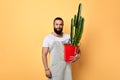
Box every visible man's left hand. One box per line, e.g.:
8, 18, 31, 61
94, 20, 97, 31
70, 46, 81, 63
70, 53, 80, 62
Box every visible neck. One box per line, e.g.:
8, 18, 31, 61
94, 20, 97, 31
52, 32, 63, 37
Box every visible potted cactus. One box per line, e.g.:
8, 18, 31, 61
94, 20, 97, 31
64, 3, 85, 62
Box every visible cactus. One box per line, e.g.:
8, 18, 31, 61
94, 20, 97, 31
70, 3, 85, 46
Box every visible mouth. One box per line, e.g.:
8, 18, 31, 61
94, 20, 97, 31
56, 28, 61, 31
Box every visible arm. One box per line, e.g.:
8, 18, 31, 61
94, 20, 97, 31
70, 46, 81, 62
42, 47, 52, 78
75, 46, 81, 59
42, 47, 49, 70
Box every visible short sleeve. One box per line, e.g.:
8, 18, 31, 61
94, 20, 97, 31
42, 37, 49, 47
64, 34, 70, 44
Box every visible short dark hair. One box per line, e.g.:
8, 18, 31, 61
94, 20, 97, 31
53, 17, 64, 25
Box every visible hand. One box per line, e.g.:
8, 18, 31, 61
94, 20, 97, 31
45, 69, 52, 78
70, 46, 81, 63
70, 54, 80, 63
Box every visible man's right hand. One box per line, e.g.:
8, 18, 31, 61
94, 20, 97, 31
45, 69, 52, 79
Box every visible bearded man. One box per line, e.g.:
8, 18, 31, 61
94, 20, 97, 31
42, 17, 80, 80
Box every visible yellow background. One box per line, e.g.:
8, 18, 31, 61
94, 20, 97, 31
0, 0, 120, 80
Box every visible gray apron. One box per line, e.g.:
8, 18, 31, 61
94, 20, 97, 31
48, 38, 72, 80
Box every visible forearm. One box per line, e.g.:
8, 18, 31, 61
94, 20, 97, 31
42, 54, 49, 70
76, 47, 81, 59
75, 53, 80, 59
76, 46, 81, 59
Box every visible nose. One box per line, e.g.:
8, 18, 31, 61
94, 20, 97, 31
58, 24, 61, 28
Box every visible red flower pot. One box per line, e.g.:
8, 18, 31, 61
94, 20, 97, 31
64, 44, 78, 62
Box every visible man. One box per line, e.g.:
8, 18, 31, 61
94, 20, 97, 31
42, 17, 80, 80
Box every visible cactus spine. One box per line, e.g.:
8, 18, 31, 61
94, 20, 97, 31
70, 3, 85, 46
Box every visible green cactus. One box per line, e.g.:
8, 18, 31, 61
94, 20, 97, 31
70, 3, 85, 46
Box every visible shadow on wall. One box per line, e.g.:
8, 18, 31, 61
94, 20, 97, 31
71, 42, 90, 80
71, 25, 99, 80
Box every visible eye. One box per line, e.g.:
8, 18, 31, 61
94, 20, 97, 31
55, 23, 58, 25
60, 24, 63, 26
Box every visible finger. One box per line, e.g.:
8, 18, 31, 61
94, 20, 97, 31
48, 76, 52, 79
46, 72, 52, 78
72, 57, 77, 62
70, 57, 74, 59
69, 60, 74, 63
47, 74, 52, 79
69, 57, 74, 61
50, 72, 52, 78
71, 60, 75, 63
70, 58, 74, 62
70, 56, 74, 58
70, 56, 74, 60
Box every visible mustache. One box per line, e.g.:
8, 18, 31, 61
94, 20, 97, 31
54, 27, 63, 30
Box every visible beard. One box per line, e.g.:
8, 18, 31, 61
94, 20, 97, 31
54, 27, 63, 34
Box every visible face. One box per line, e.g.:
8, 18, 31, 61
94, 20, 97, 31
53, 20, 63, 34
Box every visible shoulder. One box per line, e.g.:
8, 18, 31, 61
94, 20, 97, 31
42, 34, 54, 47
43, 34, 53, 40
63, 33, 70, 39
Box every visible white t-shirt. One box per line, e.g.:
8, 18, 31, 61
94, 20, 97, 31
42, 33, 70, 48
